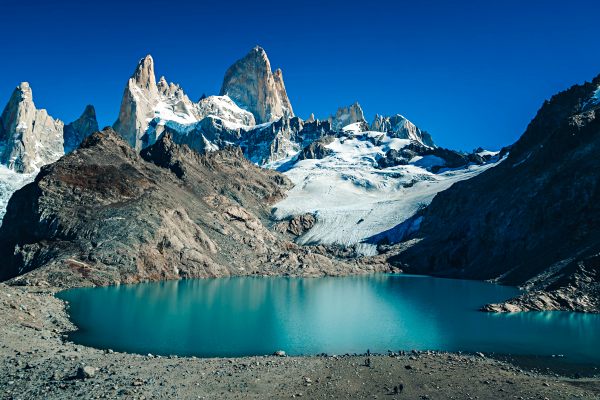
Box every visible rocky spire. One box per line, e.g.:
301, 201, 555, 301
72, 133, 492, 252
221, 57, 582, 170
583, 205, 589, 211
132, 54, 157, 93
328, 102, 367, 131
63, 104, 99, 153
113, 55, 161, 151
220, 46, 294, 124
371, 114, 435, 147
0, 82, 64, 173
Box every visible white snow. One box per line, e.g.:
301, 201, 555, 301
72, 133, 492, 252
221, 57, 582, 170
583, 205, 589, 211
152, 100, 198, 125
0, 166, 37, 225
272, 133, 499, 254
477, 149, 499, 157
341, 122, 363, 133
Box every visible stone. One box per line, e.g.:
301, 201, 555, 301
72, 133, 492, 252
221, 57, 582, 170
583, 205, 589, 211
274, 350, 286, 357
75, 365, 96, 379
371, 114, 434, 147
328, 102, 367, 131
0, 82, 64, 173
220, 46, 294, 124
63, 105, 99, 153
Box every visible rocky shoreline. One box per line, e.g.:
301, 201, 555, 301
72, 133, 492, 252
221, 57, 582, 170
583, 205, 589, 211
1, 282, 599, 400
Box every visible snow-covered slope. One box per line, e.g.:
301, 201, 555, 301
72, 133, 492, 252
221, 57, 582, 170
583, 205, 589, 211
272, 130, 500, 255
0, 166, 36, 222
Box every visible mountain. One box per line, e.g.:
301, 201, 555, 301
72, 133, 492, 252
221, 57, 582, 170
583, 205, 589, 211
0, 82, 64, 173
63, 105, 99, 153
113, 55, 202, 151
220, 46, 294, 124
0, 83, 99, 222
0, 128, 387, 286
0, 47, 502, 299
371, 114, 435, 147
328, 102, 368, 132
391, 75, 600, 312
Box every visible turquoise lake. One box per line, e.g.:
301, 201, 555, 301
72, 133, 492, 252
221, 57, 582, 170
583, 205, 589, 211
57, 275, 600, 362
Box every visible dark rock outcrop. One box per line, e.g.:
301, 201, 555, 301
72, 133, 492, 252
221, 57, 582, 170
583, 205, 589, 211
392, 74, 600, 312
63, 105, 99, 153
274, 213, 317, 237
377, 142, 489, 171
0, 128, 384, 287
296, 136, 335, 161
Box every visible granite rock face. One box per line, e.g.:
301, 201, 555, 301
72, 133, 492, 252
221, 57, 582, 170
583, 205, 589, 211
328, 102, 368, 131
392, 74, 600, 312
0, 83, 64, 173
220, 46, 294, 124
63, 105, 99, 153
0, 128, 385, 287
113, 55, 199, 150
371, 114, 435, 147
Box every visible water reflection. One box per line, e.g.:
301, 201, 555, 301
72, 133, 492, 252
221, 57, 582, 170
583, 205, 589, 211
58, 275, 600, 362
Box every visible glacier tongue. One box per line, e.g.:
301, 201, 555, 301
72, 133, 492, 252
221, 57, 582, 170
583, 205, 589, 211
272, 132, 499, 254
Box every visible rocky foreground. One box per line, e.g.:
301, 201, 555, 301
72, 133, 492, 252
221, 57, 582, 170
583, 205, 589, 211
1, 283, 599, 400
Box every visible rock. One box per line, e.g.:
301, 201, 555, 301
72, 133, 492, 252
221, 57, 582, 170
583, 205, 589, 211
220, 46, 294, 124
475, 352, 485, 358
75, 365, 96, 379
394, 72, 600, 313
196, 95, 255, 127
274, 350, 286, 357
296, 136, 334, 161
371, 114, 435, 147
276, 213, 316, 236
63, 105, 99, 153
113, 55, 199, 150
0, 82, 64, 173
328, 102, 367, 131
0, 129, 363, 286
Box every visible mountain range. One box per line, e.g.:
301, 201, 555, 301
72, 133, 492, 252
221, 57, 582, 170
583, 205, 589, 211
0, 46, 597, 312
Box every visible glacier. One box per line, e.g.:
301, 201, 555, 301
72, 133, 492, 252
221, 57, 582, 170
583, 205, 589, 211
272, 129, 501, 255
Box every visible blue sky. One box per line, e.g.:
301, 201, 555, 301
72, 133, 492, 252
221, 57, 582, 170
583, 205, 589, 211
1, 0, 599, 150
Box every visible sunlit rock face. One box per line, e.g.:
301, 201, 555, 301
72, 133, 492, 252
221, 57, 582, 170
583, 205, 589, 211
371, 114, 435, 147
220, 46, 294, 124
327, 102, 368, 131
113, 55, 200, 151
0, 82, 64, 173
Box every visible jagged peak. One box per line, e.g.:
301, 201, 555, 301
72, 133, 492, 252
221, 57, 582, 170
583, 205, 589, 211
17, 81, 31, 91
250, 45, 268, 59
8, 82, 33, 103
220, 46, 293, 124
80, 104, 96, 118
131, 54, 156, 90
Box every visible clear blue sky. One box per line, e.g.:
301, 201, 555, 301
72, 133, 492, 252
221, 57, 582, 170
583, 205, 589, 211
1, 0, 599, 151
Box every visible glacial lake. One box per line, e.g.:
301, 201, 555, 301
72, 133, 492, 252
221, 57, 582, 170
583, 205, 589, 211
57, 275, 600, 363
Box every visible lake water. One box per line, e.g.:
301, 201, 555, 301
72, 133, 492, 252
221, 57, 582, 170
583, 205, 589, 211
57, 275, 600, 363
